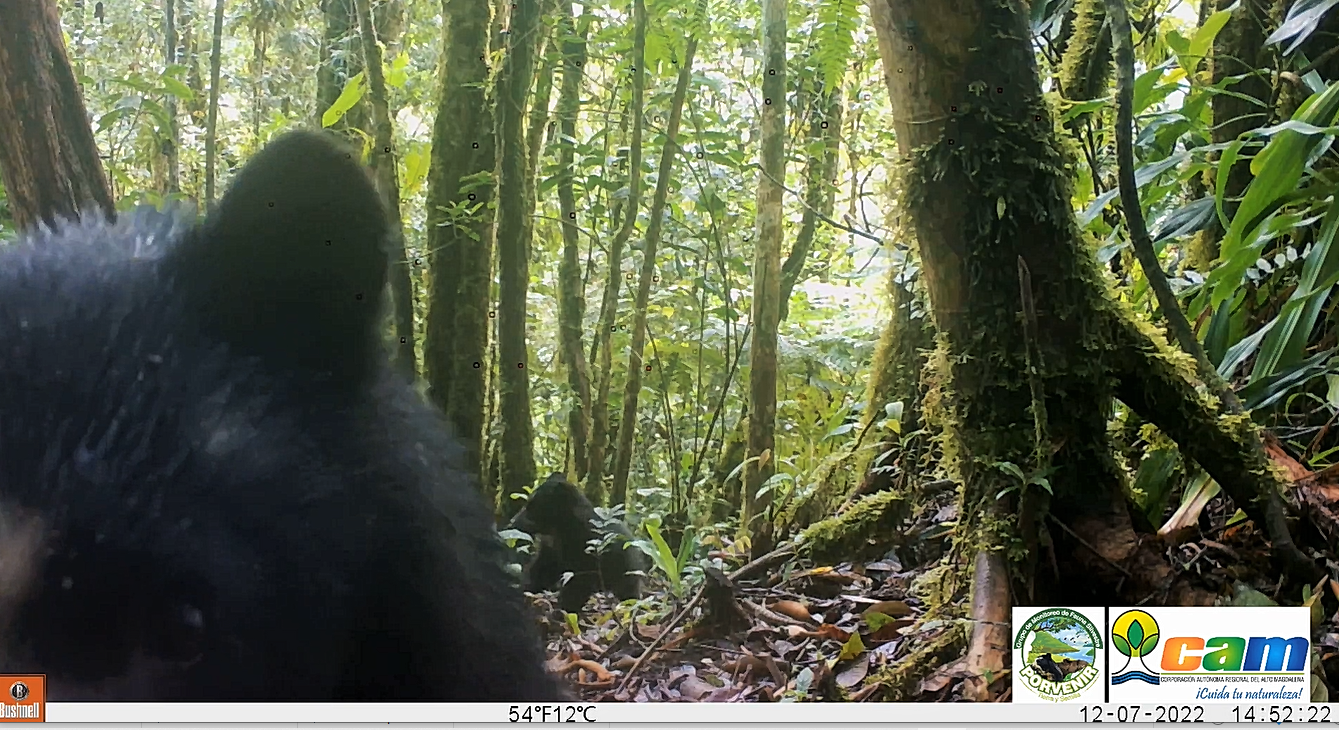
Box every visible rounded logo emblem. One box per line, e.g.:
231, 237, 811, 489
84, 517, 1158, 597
1013, 607, 1103, 702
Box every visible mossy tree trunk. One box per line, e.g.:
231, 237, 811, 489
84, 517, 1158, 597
1189, 0, 1275, 268
778, 81, 844, 322
0, 0, 114, 230
609, 25, 700, 508
493, 0, 543, 519
423, 0, 497, 493
854, 269, 933, 498
353, 0, 415, 375
586, 4, 647, 504
556, 5, 594, 485
868, 0, 1314, 694
742, 0, 786, 555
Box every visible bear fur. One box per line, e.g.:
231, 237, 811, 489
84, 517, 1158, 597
508, 473, 648, 612
0, 131, 563, 703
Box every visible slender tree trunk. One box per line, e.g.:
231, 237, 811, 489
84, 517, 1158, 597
555, 6, 593, 485
0, 0, 114, 230
586, 8, 647, 504
609, 30, 700, 508
163, 0, 180, 193
205, 0, 225, 206
353, 0, 416, 374
779, 82, 844, 322
180, 0, 205, 133
742, 0, 786, 553
613, 31, 701, 506
493, 0, 543, 519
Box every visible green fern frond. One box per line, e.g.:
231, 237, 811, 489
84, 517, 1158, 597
813, 0, 858, 89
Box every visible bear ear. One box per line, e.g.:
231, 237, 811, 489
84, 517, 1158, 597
170, 130, 390, 379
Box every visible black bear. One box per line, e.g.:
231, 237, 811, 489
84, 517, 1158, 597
507, 473, 648, 612
1033, 653, 1066, 683
0, 131, 563, 702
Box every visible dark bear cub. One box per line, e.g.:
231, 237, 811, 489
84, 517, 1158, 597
507, 473, 648, 612
0, 131, 562, 702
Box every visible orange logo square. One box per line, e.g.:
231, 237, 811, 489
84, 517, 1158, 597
0, 676, 45, 722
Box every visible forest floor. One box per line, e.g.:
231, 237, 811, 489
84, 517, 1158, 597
535, 444, 1339, 701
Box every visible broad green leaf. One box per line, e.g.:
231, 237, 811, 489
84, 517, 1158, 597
322, 72, 366, 128
866, 611, 895, 632
1133, 63, 1166, 114
1214, 139, 1245, 230
1252, 197, 1339, 381
1134, 447, 1180, 526
1211, 82, 1339, 307
839, 632, 866, 662
1265, 0, 1339, 54
160, 76, 194, 100
1139, 633, 1160, 657
996, 461, 1026, 482
1188, 5, 1235, 63
1240, 350, 1334, 410
385, 52, 410, 88
1204, 298, 1234, 366
1150, 196, 1215, 243
1129, 619, 1145, 649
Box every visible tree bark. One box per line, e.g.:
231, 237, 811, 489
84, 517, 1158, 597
555, 6, 594, 485
0, 0, 114, 230
779, 82, 844, 322
1189, 0, 1274, 267
317, 0, 368, 137
163, 0, 180, 194
493, 0, 543, 518
868, 0, 1147, 694
742, 0, 786, 554
586, 9, 647, 504
353, 0, 416, 375
204, 0, 225, 206
866, 3, 1316, 692
423, 0, 498, 491
609, 30, 699, 508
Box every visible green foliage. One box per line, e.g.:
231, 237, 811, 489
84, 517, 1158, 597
630, 515, 686, 595
812, 0, 857, 89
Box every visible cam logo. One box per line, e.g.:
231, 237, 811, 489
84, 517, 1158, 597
1112, 608, 1308, 686
1012, 607, 1103, 703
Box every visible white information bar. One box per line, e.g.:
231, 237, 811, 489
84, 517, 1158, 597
38, 702, 1339, 724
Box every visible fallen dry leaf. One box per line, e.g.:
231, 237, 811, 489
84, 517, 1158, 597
679, 675, 719, 700
799, 623, 852, 643
836, 653, 870, 689
769, 599, 813, 622
870, 617, 915, 642
864, 600, 913, 617
720, 654, 770, 677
